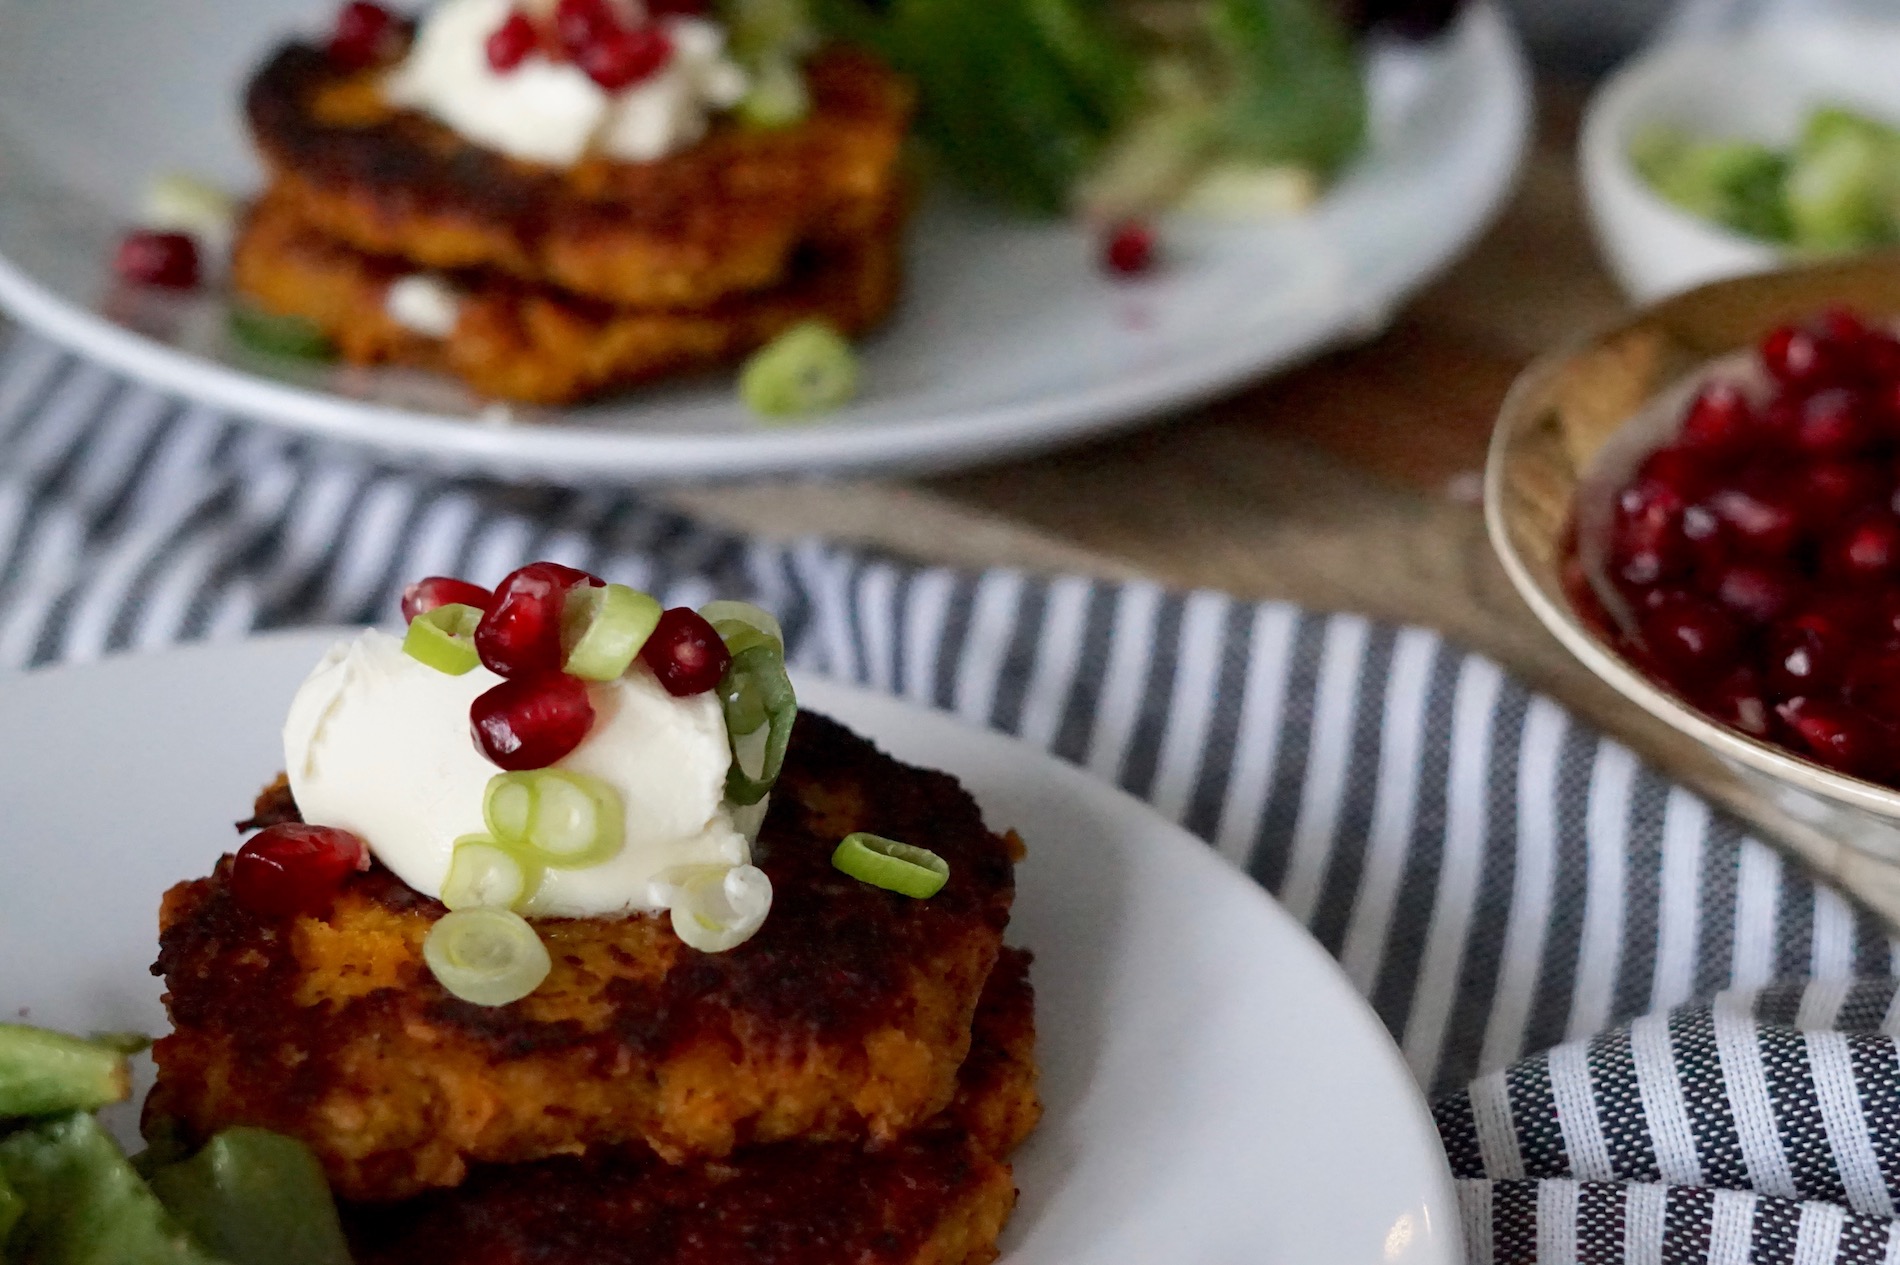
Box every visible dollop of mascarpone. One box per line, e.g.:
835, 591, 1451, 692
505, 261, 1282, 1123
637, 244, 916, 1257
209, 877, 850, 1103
384, 0, 749, 167
284, 628, 753, 918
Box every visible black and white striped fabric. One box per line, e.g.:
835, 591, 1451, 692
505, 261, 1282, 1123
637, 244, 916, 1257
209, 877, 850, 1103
7, 326, 1900, 1263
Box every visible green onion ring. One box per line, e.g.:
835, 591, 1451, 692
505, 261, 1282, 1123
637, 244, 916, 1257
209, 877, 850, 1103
440, 835, 541, 911
700, 600, 783, 647
482, 769, 625, 869
562, 583, 662, 681
402, 602, 483, 675
831, 833, 950, 899
718, 641, 797, 806
423, 907, 551, 1006
228, 307, 337, 361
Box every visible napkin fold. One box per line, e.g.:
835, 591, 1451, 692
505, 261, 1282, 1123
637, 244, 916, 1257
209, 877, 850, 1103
4, 328, 1898, 1263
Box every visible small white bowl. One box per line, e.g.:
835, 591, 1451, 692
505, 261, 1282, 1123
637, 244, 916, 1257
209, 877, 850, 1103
1581, 20, 1900, 304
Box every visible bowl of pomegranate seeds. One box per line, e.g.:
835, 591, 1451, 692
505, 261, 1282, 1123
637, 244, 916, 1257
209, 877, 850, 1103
1488, 257, 1900, 846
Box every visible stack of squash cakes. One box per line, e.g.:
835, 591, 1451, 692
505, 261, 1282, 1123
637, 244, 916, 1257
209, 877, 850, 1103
231, 21, 913, 404
148, 712, 1039, 1265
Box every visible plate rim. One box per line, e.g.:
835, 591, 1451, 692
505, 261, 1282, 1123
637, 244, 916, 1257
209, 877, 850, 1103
0, 4, 1529, 484
0, 628, 1462, 1263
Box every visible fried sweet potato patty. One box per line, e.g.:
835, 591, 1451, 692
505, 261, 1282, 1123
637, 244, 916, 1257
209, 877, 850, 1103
150, 712, 1017, 1201
230, 191, 903, 405
342, 951, 1040, 1265
247, 41, 913, 309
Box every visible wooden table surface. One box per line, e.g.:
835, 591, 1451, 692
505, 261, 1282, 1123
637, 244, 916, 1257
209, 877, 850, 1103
672, 83, 1900, 927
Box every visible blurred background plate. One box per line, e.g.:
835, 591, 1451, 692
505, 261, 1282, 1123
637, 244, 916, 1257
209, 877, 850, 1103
0, 0, 1527, 484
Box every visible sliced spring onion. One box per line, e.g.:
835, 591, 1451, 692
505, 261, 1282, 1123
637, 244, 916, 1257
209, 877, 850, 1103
831, 832, 949, 898
227, 307, 337, 361
401, 602, 483, 675
562, 582, 662, 681
736, 56, 812, 129
652, 864, 774, 953
718, 640, 797, 806
700, 600, 784, 647
483, 769, 625, 868
739, 321, 859, 419
422, 907, 551, 1007
440, 836, 540, 911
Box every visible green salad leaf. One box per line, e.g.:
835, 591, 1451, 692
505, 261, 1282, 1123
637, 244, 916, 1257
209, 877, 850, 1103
1206, 0, 1366, 175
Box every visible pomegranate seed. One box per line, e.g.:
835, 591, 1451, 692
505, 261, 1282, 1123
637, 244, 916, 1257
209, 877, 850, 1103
1640, 594, 1738, 687
578, 25, 673, 90
1634, 447, 1714, 502
1846, 646, 1900, 720
1776, 697, 1892, 778
1761, 324, 1838, 391
401, 576, 494, 623
1705, 668, 1772, 737
1795, 462, 1882, 518
1708, 486, 1800, 559
555, 0, 615, 54
1826, 512, 1900, 580
231, 824, 368, 919
1679, 382, 1754, 453
330, 0, 398, 69
487, 10, 539, 71
640, 607, 731, 696
113, 231, 200, 290
1792, 388, 1874, 457
1767, 613, 1852, 698
1103, 221, 1157, 276
476, 562, 585, 677
1816, 306, 1871, 355
470, 672, 595, 770
539, 562, 604, 589
1711, 563, 1800, 625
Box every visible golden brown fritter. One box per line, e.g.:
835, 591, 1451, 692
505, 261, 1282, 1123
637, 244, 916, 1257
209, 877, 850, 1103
341, 951, 1039, 1265
149, 712, 1017, 1202
246, 39, 913, 309
229, 190, 904, 405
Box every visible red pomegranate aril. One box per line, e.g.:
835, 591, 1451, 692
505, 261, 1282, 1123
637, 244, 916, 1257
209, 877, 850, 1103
330, 0, 398, 68
231, 824, 369, 919
401, 575, 494, 623
640, 607, 732, 696
1711, 563, 1800, 625
540, 562, 604, 589
1846, 646, 1900, 720
1767, 615, 1850, 698
1776, 697, 1892, 778
1103, 221, 1157, 276
471, 672, 595, 770
487, 10, 539, 71
555, 0, 616, 53
1708, 486, 1800, 559
1827, 512, 1900, 580
1678, 382, 1754, 453
476, 562, 582, 677
1680, 503, 1728, 575
1640, 594, 1738, 687
113, 231, 200, 290
579, 25, 672, 90
1792, 388, 1874, 457
1761, 324, 1838, 391
1705, 668, 1772, 737
1795, 461, 1882, 518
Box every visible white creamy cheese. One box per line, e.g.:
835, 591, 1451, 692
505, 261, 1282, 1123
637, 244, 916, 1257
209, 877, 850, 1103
385, 274, 462, 338
384, 0, 749, 167
284, 629, 756, 920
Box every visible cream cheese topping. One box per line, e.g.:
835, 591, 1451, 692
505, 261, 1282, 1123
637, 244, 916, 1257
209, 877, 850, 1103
383, 0, 749, 167
284, 628, 757, 920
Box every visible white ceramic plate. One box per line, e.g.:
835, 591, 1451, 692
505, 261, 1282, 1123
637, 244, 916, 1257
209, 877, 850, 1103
0, 1, 1526, 484
0, 630, 1457, 1264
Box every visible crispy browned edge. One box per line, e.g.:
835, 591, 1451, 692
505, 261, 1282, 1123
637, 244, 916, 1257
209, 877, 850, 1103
151, 711, 1017, 1199
341, 950, 1039, 1265
230, 188, 905, 404
246, 39, 914, 309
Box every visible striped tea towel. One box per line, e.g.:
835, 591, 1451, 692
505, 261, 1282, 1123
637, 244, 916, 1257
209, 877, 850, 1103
4, 327, 1900, 1263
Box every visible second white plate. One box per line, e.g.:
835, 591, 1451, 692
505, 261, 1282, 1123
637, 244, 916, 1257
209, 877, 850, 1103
0, 3, 1527, 483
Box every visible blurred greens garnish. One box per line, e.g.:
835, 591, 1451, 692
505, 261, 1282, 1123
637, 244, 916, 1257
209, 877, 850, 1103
1633, 105, 1900, 253
0, 1022, 350, 1265
813, 0, 1368, 217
